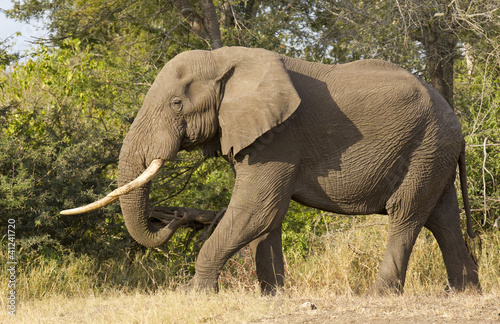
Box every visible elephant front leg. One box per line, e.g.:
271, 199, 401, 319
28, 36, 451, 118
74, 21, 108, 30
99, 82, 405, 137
187, 161, 294, 293
188, 203, 288, 293
249, 226, 285, 295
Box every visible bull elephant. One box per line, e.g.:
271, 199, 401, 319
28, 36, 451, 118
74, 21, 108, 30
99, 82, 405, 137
62, 46, 480, 295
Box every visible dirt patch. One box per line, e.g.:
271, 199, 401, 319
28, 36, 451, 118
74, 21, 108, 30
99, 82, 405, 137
10, 291, 500, 323
253, 294, 500, 323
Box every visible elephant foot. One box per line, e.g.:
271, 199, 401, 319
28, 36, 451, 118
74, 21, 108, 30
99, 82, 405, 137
445, 266, 481, 294
445, 282, 482, 295
178, 274, 219, 294
260, 282, 283, 296
365, 278, 404, 296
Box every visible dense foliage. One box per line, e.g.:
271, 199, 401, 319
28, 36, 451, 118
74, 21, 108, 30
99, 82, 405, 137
1, 0, 498, 292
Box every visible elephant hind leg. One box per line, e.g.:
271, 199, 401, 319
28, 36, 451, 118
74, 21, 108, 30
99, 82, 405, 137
370, 211, 426, 295
372, 161, 447, 294
424, 185, 481, 292
249, 226, 285, 295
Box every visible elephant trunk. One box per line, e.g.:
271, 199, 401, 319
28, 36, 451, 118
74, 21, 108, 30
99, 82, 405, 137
117, 158, 184, 248
60, 157, 185, 248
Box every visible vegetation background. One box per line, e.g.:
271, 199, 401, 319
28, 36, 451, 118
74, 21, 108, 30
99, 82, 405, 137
0, 0, 499, 321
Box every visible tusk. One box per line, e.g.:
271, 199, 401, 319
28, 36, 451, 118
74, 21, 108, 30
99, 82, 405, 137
60, 195, 120, 215
60, 159, 165, 215
107, 159, 165, 197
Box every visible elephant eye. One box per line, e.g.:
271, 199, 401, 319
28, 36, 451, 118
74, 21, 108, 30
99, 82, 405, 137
171, 97, 183, 111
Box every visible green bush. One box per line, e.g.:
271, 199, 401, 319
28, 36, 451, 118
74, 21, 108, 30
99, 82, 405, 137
1, 41, 127, 253
455, 56, 500, 231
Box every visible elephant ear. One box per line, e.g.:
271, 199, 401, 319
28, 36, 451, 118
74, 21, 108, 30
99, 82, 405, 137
216, 47, 301, 157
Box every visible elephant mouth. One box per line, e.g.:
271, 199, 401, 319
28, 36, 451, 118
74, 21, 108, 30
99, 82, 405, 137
60, 159, 165, 215
181, 137, 199, 151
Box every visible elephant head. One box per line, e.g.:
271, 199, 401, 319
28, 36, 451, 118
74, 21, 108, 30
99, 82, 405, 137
61, 47, 301, 248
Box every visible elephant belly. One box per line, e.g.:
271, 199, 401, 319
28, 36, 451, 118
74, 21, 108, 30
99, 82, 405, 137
292, 150, 407, 215
292, 179, 389, 215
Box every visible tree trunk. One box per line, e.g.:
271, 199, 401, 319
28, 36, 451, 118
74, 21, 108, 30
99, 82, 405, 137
171, 0, 223, 49
199, 0, 223, 49
420, 23, 458, 108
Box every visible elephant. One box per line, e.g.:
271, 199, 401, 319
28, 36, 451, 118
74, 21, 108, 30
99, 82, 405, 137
62, 46, 480, 295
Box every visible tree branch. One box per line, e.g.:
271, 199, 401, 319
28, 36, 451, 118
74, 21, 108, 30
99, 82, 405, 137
150, 206, 225, 231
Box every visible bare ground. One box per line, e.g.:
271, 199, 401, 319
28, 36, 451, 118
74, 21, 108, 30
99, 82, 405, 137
260, 294, 500, 323
6, 290, 500, 323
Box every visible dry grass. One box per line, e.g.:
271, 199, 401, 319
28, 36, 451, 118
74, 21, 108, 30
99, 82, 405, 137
284, 215, 499, 296
2, 216, 499, 322
6, 289, 500, 323
6, 289, 292, 323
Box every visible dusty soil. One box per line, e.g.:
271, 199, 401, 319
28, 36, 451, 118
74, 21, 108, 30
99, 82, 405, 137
9, 291, 500, 323
258, 294, 500, 323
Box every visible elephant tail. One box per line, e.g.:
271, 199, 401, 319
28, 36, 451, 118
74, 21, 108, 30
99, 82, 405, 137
459, 145, 482, 265
458, 147, 477, 239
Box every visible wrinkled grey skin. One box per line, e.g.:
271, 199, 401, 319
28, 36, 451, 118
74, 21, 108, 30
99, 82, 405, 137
117, 47, 480, 294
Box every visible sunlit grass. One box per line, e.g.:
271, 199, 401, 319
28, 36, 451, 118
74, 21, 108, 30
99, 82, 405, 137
1, 216, 499, 321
